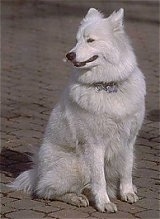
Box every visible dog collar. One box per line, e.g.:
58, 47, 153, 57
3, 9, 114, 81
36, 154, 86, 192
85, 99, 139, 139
79, 81, 119, 93
93, 81, 118, 93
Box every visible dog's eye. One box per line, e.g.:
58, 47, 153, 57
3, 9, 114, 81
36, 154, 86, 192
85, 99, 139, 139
87, 38, 95, 43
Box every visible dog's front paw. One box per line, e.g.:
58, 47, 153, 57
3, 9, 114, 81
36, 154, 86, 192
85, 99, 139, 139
120, 183, 138, 204
121, 192, 138, 204
94, 192, 117, 213
96, 201, 117, 213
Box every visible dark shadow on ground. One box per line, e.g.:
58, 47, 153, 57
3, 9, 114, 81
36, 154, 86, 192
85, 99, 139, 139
147, 109, 160, 122
0, 148, 32, 178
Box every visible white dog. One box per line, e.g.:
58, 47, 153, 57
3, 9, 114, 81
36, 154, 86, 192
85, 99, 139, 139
9, 8, 146, 213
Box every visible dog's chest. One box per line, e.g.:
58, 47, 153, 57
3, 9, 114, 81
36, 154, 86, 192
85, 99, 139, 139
75, 110, 132, 146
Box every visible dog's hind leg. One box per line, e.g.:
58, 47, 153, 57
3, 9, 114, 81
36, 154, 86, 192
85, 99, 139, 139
35, 152, 90, 207
36, 174, 89, 207
56, 193, 89, 207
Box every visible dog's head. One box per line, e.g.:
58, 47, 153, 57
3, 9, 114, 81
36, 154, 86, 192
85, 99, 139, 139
66, 8, 130, 70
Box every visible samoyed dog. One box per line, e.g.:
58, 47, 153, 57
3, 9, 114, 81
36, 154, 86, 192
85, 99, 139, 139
9, 8, 146, 213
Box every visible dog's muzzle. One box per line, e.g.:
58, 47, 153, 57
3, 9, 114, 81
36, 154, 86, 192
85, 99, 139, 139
66, 52, 98, 67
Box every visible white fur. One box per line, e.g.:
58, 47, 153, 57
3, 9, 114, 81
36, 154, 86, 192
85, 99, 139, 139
9, 8, 146, 213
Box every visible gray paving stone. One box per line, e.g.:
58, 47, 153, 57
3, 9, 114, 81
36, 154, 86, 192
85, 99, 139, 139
8, 191, 32, 200
92, 210, 135, 218
135, 210, 160, 219
48, 209, 89, 218
1, 197, 17, 204
48, 200, 79, 210
75, 205, 96, 214
135, 168, 159, 179
1, 206, 15, 215
9, 199, 47, 210
137, 160, 159, 171
138, 187, 159, 199
134, 198, 159, 211
114, 199, 146, 214
5, 209, 45, 219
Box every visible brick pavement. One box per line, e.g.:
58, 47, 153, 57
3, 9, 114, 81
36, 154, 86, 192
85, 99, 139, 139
1, 0, 159, 218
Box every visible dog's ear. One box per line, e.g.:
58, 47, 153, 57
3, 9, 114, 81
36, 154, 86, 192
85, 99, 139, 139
84, 8, 103, 20
108, 8, 124, 31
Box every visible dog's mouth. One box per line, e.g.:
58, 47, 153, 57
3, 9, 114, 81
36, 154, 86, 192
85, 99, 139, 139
72, 55, 98, 67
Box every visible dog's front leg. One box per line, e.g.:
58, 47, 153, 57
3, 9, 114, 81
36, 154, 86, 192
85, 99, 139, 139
83, 145, 117, 213
120, 138, 138, 203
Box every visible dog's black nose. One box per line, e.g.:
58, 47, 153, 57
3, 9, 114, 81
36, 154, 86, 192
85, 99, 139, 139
66, 52, 76, 61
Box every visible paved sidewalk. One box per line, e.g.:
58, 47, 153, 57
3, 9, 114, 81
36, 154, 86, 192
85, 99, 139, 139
1, 0, 159, 218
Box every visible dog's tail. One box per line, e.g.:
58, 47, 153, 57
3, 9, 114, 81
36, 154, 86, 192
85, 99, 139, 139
8, 169, 36, 194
